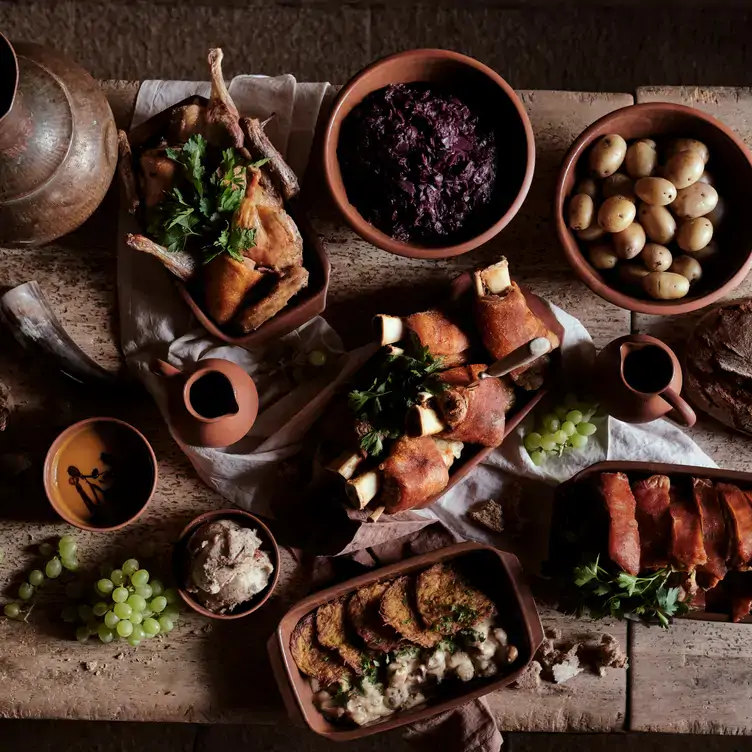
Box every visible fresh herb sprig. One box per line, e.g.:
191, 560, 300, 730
571, 555, 690, 628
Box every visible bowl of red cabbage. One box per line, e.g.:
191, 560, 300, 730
323, 49, 535, 259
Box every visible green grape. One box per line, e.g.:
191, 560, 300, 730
45, 558, 62, 579
122, 559, 139, 577
164, 589, 179, 606
28, 570, 44, 588
75, 626, 91, 643
61, 556, 78, 572
4, 603, 20, 619
565, 410, 583, 425
539, 434, 557, 451
554, 405, 569, 421
308, 349, 327, 367
553, 430, 568, 445
127, 636, 141, 647
162, 606, 180, 622
112, 587, 129, 603
157, 617, 174, 633
58, 536, 77, 559
570, 433, 589, 449
65, 581, 84, 600
18, 583, 34, 601
127, 594, 146, 612
149, 580, 164, 597
135, 584, 153, 600
110, 569, 125, 586
130, 611, 143, 625
561, 421, 576, 437
116, 620, 133, 638
131, 569, 149, 588
142, 608, 154, 619
143, 617, 160, 636
523, 432, 542, 451
61, 605, 78, 623
114, 602, 132, 620
530, 450, 546, 466
542, 414, 560, 432
577, 422, 597, 436
98, 625, 114, 644
131, 623, 145, 640
39, 542, 54, 558
104, 611, 119, 629
77, 604, 93, 622
150, 596, 167, 613
93, 602, 109, 617
96, 578, 114, 595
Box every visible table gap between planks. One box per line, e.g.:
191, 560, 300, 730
0, 81, 636, 729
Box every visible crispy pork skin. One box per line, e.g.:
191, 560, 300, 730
669, 485, 707, 570
632, 475, 672, 570
599, 473, 641, 576
694, 478, 729, 588
718, 483, 752, 568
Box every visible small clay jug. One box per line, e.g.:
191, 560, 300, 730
593, 334, 696, 426
152, 359, 259, 448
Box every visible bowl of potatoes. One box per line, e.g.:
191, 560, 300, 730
555, 103, 752, 314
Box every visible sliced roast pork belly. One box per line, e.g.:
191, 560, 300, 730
694, 478, 729, 589
599, 473, 640, 576
717, 483, 752, 568
632, 475, 672, 570
669, 485, 707, 570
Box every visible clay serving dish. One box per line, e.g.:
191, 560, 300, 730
126, 96, 330, 350
174, 508, 280, 620
555, 103, 752, 315
323, 49, 535, 259
553, 460, 752, 623
43, 418, 157, 532
268, 541, 543, 740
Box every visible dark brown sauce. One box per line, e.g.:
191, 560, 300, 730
189, 371, 238, 419
623, 346, 674, 394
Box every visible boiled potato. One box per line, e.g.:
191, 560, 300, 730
603, 173, 635, 200
666, 138, 710, 165
640, 243, 673, 272
670, 255, 703, 284
625, 139, 657, 179
705, 195, 725, 226
638, 203, 677, 244
634, 177, 678, 206
576, 178, 599, 199
589, 243, 619, 270
577, 224, 607, 242
589, 134, 628, 178
664, 151, 705, 189
612, 222, 646, 259
619, 263, 651, 286
598, 196, 636, 233
568, 193, 595, 230
677, 217, 713, 252
642, 271, 691, 300
685, 239, 719, 262
671, 182, 718, 219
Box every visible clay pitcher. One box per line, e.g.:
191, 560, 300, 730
593, 334, 696, 426
152, 359, 259, 448
0, 34, 117, 247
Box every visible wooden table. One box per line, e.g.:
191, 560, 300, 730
0, 82, 748, 734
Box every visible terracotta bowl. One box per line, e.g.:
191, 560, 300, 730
555, 102, 752, 315
43, 418, 157, 532
323, 49, 535, 259
174, 508, 280, 620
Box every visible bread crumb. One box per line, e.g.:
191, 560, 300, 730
510, 660, 542, 690
115, 653, 125, 660
469, 499, 504, 533
83, 661, 98, 672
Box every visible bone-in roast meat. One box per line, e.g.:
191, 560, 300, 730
669, 485, 707, 570
694, 478, 729, 589
632, 475, 672, 570
717, 483, 752, 568
203, 254, 263, 325
599, 472, 641, 576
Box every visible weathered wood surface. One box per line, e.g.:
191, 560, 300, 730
0, 84, 631, 726
629, 86, 752, 735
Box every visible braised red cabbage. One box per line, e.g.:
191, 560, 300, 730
338, 83, 498, 244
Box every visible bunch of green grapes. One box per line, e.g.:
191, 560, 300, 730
523, 395, 599, 466
65, 558, 181, 647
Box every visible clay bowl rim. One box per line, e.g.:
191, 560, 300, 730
323, 48, 536, 260
42, 417, 158, 533
554, 101, 752, 315
174, 508, 281, 620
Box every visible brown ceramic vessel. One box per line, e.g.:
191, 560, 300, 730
43, 418, 157, 532
269, 541, 543, 740
0, 34, 117, 247
555, 102, 752, 314
593, 333, 696, 426
323, 49, 535, 259
151, 358, 259, 448
174, 508, 280, 620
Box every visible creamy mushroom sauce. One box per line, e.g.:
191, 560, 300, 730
312, 618, 518, 726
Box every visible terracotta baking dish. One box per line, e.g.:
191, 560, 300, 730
555, 460, 752, 623
268, 542, 543, 740
126, 96, 330, 350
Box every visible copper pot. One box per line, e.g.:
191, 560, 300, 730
0, 34, 117, 247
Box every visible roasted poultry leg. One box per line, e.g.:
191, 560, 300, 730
206, 48, 244, 149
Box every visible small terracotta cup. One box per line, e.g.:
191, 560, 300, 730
323, 48, 535, 259
43, 417, 157, 532
174, 508, 280, 620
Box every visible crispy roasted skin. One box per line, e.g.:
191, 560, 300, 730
599, 473, 641, 576
718, 483, 752, 568
203, 254, 264, 325
234, 265, 309, 333
474, 281, 559, 390
669, 485, 708, 570
379, 576, 442, 649
206, 48, 244, 149
241, 116, 300, 201
170, 101, 207, 144
316, 597, 367, 673
290, 612, 351, 686
116, 130, 139, 214
139, 148, 176, 208
694, 478, 729, 588
347, 582, 402, 652
436, 364, 514, 447
378, 436, 449, 514
415, 563, 496, 635
404, 309, 471, 357
632, 475, 672, 570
